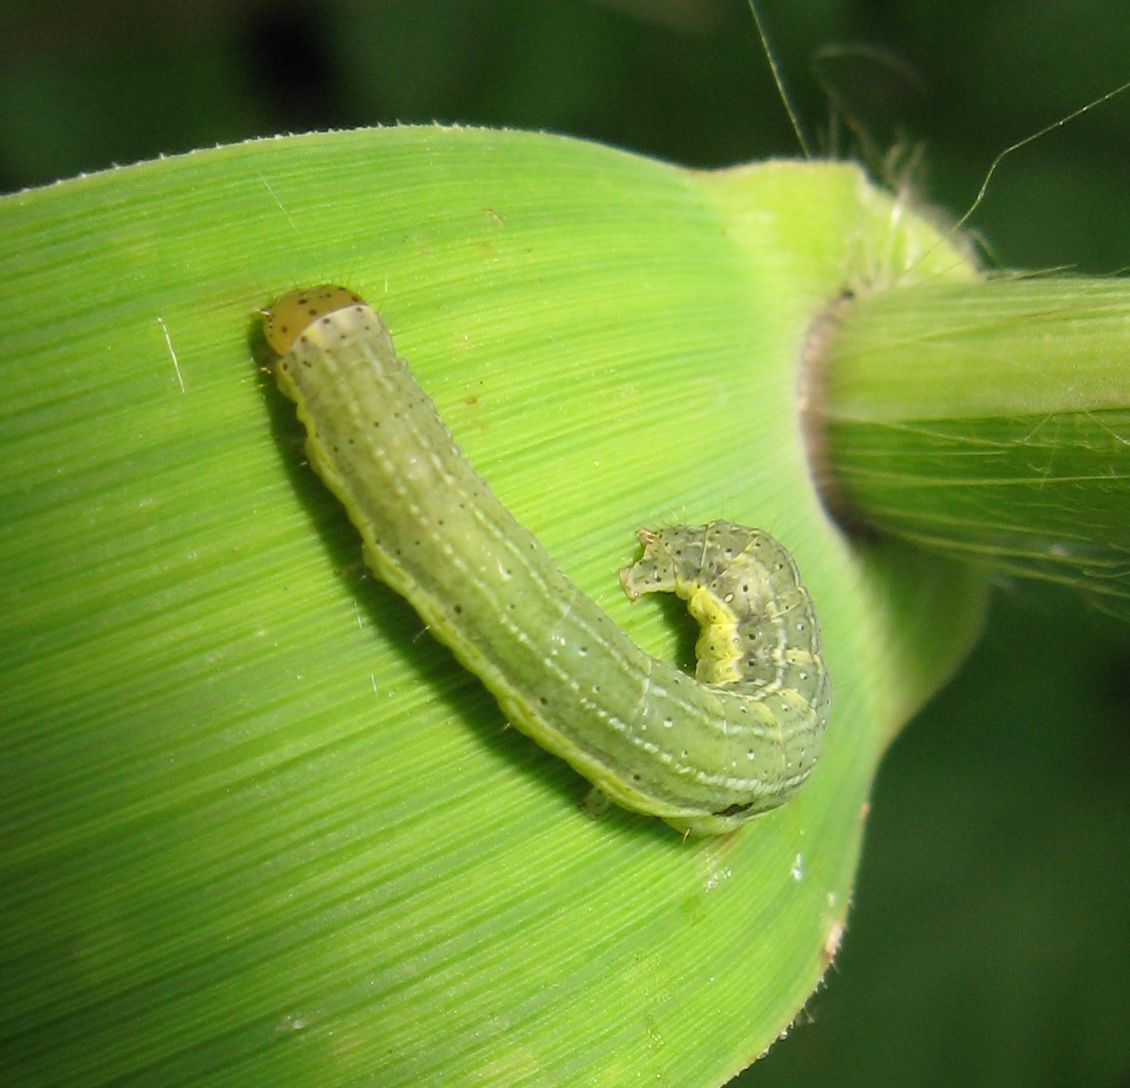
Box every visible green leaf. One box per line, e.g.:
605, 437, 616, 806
0, 127, 986, 1086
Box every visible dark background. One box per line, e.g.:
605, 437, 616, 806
4, 0, 1130, 273
4, 2, 1128, 1085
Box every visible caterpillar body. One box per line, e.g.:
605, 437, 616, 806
263, 286, 830, 835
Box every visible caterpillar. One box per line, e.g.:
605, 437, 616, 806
262, 286, 830, 835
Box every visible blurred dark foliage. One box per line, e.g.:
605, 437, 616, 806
2, 0, 1128, 270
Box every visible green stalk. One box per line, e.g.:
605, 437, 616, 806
817, 278, 1130, 608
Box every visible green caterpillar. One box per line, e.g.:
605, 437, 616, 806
263, 286, 830, 835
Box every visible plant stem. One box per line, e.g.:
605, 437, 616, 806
813, 277, 1130, 607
